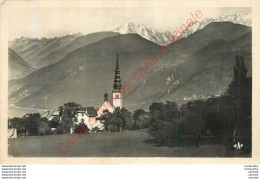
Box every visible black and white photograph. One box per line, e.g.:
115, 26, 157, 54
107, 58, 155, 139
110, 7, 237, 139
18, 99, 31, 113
1, 2, 256, 159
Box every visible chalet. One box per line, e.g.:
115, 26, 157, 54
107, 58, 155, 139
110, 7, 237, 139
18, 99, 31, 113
74, 107, 104, 131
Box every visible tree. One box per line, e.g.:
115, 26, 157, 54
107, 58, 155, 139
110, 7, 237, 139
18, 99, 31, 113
49, 117, 60, 128
148, 102, 164, 132
74, 122, 89, 134
120, 107, 133, 130
100, 112, 113, 132
226, 55, 252, 150
61, 102, 82, 133
132, 109, 149, 130
103, 107, 133, 132
109, 108, 124, 132
64, 102, 81, 108
148, 102, 181, 146
24, 113, 41, 135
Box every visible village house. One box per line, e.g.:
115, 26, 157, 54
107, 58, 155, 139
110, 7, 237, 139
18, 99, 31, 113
74, 107, 104, 131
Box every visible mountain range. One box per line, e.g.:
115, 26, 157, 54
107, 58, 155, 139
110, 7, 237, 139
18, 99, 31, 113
9, 13, 251, 73
114, 13, 251, 45
8, 17, 252, 112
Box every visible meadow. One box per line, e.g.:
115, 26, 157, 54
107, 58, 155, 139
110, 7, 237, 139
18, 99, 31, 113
8, 129, 248, 157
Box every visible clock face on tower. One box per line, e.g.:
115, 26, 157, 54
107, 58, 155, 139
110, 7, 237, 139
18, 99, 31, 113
116, 94, 119, 99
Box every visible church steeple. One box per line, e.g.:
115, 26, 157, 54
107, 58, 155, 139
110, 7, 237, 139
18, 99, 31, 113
113, 53, 122, 92
112, 53, 123, 108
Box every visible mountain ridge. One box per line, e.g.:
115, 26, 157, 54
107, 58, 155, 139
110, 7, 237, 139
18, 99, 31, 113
8, 22, 252, 113
113, 13, 251, 45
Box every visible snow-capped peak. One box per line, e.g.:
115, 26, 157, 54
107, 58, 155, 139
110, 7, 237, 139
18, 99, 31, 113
216, 13, 251, 26
183, 13, 252, 38
114, 21, 150, 34
113, 13, 251, 46
114, 21, 170, 45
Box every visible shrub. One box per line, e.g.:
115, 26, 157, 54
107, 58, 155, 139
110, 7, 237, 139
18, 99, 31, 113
74, 123, 89, 134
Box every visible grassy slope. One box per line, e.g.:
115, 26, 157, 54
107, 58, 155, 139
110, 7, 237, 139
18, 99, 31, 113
8, 129, 249, 157
8, 48, 34, 80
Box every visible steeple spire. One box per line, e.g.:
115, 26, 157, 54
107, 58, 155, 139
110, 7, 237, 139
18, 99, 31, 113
116, 53, 119, 69
113, 53, 121, 91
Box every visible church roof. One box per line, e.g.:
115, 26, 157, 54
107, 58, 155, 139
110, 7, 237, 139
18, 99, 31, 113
101, 100, 114, 108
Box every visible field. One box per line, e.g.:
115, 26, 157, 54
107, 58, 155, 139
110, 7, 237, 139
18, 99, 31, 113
8, 129, 249, 157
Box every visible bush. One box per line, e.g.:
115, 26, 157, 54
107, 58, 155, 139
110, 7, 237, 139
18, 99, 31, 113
132, 109, 149, 130
54, 125, 64, 135
37, 121, 51, 135
103, 107, 133, 132
49, 117, 60, 128
109, 126, 118, 132
74, 123, 89, 134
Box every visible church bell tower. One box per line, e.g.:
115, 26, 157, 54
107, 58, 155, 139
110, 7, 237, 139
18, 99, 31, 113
112, 53, 122, 108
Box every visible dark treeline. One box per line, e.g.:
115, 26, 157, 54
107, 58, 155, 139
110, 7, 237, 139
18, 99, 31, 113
147, 55, 251, 153
8, 113, 50, 136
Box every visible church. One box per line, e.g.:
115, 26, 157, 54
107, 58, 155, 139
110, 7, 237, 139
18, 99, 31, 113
96, 53, 123, 116
73, 53, 123, 131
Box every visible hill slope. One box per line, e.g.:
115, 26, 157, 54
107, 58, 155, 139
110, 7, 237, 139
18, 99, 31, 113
9, 34, 82, 69
8, 48, 34, 80
32, 32, 120, 68
9, 32, 120, 69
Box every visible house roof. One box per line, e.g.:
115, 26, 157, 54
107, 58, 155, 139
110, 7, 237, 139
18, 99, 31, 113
78, 107, 87, 111
76, 110, 85, 113
52, 111, 60, 116
41, 110, 53, 118
86, 107, 97, 117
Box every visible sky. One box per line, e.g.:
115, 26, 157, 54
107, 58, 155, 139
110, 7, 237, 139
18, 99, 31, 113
8, 7, 251, 40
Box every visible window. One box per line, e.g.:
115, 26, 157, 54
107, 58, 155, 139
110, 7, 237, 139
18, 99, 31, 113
116, 94, 119, 99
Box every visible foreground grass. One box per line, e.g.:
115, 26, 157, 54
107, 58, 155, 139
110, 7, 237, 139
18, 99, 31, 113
8, 129, 249, 157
